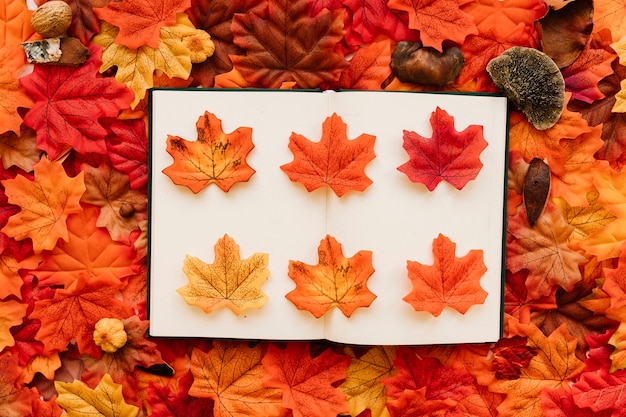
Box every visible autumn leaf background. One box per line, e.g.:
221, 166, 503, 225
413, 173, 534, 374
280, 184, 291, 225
2, 0, 626, 415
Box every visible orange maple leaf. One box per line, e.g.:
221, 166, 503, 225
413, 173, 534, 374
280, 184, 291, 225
403, 233, 487, 317
188, 341, 285, 417
162, 111, 255, 194
94, 0, 191, 49
285, 235, 377, 318
594, 0, 626, 41
325, 39, 393, 90
1, 157, 85, 253
0, 0, 36, 48
507, 203, 588, 299
485, 319, 585, 417
280, 113, 376, 197
262, 342, 350, 417
177, 234, 270, 315
461, 0, 547, 40
0, 46, 33, 135
387, 0, 478, 52
0, 299, 27, 351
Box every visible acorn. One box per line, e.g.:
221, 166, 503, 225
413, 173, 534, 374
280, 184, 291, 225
30, 1, 73, 38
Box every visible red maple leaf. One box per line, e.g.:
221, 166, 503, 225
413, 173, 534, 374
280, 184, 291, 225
103, 118, 148, 190
322, 39, 392, 90
147, 372, 215, 417
571, 367, 626, 414
231, 0, 348, 88
543, 385, 613, 417
0, 352, 33, 417
386, 388, 455, 417
491, 336, 538, 380
262, 342, 350, 417
94, 0, 191, 49
403, 233, 488, 316
30, 275, 134, 356
397, 107, 487, 191
280, 113, 376, 197
387, 0, 477, 52
562, 38, 616, 104
382, 346, 474, 402
20, 45, 134, 159
61, 0, 109, 46
504, 269, 557, 323
342, 0, 417, 47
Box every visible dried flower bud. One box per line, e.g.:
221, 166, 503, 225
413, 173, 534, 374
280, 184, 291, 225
30, 1, 73, 38
391, 41, 464, 86
487, 47, 565, 130
119, 202, 135, 218
93, 318, 128, 353
183, 29, 215, 64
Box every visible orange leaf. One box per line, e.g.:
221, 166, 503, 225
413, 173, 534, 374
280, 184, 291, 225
339, 345, 396, 417
177, 234, 270, 315
262, 342, 350, 417
0, 250, 40, 299
280, 113, 376, 197
386, 387, 455, 417
0, 0, 36, 48
594, 0, 626, 41
403, 233, 487, 317
461, 0, 547, 40
0, 46, 33, 135
486, 319, 585, 417
326, 39, 393, 90
387, 0, 477, 52
189, 341, 285, 417
0, 352, 33, 417
507, 203, 587, 298
0, 126, 41, 172
285, 234, 377, 318
1, 157, 85, 253
94, 0, 191, 49
32, 205, 139, 288
231, 0, 348, 88
162, 111, 255, 194
0, 299, 27, 351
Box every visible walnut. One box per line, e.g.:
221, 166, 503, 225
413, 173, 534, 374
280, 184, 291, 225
30, 1, 73, 38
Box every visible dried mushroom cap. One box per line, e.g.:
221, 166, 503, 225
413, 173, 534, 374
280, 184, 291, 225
486, 46, 565, 130
391, 41, 464, 86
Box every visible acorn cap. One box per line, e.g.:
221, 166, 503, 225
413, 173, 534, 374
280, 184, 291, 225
486, 46, 565, 130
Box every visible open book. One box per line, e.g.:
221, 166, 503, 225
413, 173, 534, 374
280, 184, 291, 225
147, 88, 508, 345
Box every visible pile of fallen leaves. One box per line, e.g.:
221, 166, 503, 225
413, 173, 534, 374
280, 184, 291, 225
1, 0, 626, 415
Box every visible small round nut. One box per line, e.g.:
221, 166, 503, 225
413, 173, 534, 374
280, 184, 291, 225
30, 1, 73, 38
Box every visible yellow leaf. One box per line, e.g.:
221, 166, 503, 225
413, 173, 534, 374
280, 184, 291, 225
177, 234, 270, 315
1, 157, 85, 253
19, 353, 61, 384
55, 373, 139, 417
613, 78, 626, 113
93, 14, 193, 108
0, 299, 27, 351
339, 346, 396, 417
554, 192, 617, 244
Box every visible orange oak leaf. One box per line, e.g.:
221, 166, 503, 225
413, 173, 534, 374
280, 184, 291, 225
94, 0, 191, 49
485, 319, 585, 417
163, 111, 255, 194
0, 299, 27, 351
285, 235, 377, 318
280, 113, 376, 197
1, 157, 85, 254
30, 275, 134, 356
32, 205, 139, 288
262, 342, 350, 417
507, 203, 587, 298
0, 46, 33, 135
403, 233, 487, 317
188, 341, 285, 417
387, 0, 477, 52
339, 345, 397, 417
81, 163, 147, 242
397, 106, 487, 191
177, 234, 270, 315
231, 0, 348, 88
55, 373, 140, 417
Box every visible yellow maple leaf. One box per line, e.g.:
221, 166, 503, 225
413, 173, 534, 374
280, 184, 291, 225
1, 157, 85, 253
554, 192, 617, 244
0, 299, 27, 351
611, 37, 626, 112
55, 373, 139, 417
93, 14, 194, 108
177, 234, 270, 315
339, 345, 396, 417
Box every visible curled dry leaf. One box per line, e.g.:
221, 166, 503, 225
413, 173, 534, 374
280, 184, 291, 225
535, 0, 594, 68
487, 46, 565, 130
523, 158, 551, 227
390, 41, 464, 86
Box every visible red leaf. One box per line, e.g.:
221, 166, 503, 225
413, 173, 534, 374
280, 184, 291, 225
94, 0, 191, 49
386, 388, 455, 417
504, 269, 557, 323
397, 106, 487, 191
562, 39, 616, 104
343, 0, 417, 46
64, 0, 108, 46
20, 45, 134, 159
322, 39, 392, 90
382, 346, 474, 402
262, 342, 350, 417
147, 372, 214, 417
387, 0, 477, 52
104, 118, 148, 190
0, 352, 33, 416
571, 368, 626, 413
491, 336, 538, 380
231, 0, 348, 88
542, 386, 612, 417
30, 275, 133, 356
